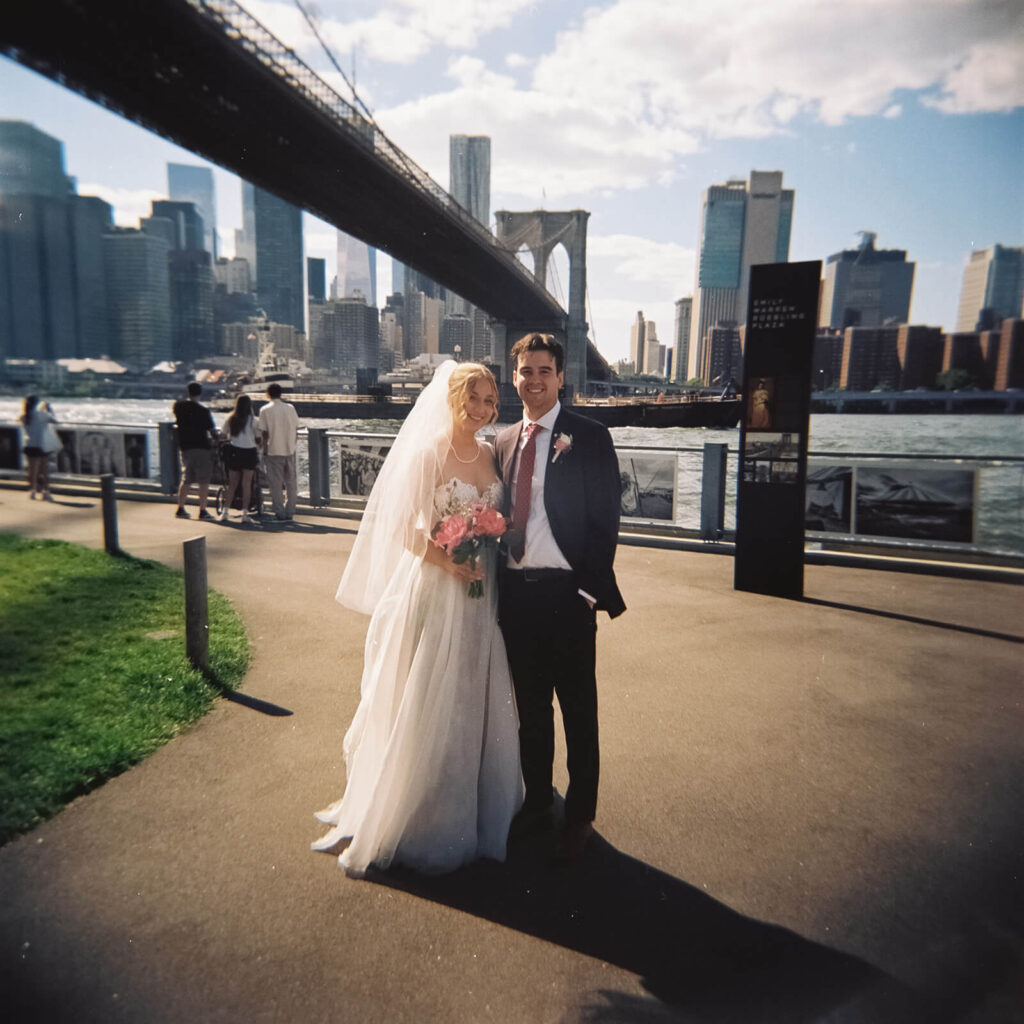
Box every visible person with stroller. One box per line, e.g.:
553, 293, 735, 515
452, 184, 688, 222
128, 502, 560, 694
220, 394, 261, 524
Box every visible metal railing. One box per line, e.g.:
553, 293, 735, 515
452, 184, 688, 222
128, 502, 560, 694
2, 420, 1021, 566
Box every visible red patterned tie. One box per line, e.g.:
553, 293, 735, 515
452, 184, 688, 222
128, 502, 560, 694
509, 422, 538, 563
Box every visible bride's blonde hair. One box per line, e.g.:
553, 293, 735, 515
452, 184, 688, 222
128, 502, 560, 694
447, 362, 499, 427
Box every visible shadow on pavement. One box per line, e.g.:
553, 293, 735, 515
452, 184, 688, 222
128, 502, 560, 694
220, 689, 293, 716
801, 596, 1024, 645
219, 518, 356, 536
371, 832, 931, 1023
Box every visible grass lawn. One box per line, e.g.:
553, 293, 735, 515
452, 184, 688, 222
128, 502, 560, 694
0, 533, 250, 844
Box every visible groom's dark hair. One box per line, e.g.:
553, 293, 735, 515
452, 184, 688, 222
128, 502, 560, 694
510, 332, 564, 374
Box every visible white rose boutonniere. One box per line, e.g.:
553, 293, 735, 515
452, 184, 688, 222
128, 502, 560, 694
551, 432, 573, 463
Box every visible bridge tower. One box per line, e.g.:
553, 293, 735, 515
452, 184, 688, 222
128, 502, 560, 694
495, 210, 589, 396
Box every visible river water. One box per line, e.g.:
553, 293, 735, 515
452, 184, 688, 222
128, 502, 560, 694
3, 398, 1022, 554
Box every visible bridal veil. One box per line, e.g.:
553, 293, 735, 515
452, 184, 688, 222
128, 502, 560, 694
336, 360, 457, 614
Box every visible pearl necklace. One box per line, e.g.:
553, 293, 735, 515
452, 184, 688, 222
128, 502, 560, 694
449, 439, 481, 464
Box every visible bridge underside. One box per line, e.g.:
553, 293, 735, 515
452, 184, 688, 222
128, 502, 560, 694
3, 0, 565, 333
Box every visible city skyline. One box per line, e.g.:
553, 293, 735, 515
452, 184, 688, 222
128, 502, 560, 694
0, 1, 1021, 364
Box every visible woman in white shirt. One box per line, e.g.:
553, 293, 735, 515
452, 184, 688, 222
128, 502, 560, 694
220, 394, 260, 523
21, 395, 60, 501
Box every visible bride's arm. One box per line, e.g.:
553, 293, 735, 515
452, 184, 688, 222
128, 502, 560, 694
422, 541, 483, 583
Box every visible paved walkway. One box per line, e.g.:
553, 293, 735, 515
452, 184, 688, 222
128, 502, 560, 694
0, 487, 1021, 1023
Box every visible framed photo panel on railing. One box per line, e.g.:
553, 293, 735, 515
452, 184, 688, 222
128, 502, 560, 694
616, 449, 677, 523
806, 459, 978, 546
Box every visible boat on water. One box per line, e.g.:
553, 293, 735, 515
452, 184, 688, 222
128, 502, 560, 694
565, 395, 743, 428
242, 391, 742, 428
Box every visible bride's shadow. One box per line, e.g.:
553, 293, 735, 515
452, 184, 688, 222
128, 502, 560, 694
369, 819, 929, 1023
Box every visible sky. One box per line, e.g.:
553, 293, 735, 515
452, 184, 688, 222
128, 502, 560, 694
1, 0, 1022, 364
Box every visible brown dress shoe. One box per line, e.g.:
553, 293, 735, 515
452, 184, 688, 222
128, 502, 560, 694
554, 820, 594, 861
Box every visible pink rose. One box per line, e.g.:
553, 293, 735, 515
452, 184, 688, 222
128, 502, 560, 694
470, 504, 506, 538
432, 513, 468, 554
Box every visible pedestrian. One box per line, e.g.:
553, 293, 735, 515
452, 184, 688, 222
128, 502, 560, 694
220, 393, 261, 524
20, 395, 60, 501
257, 382, 300, 521
172, 381, 218, 520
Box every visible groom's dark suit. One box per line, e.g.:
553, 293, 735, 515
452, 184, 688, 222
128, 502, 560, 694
496, 406, 625, 826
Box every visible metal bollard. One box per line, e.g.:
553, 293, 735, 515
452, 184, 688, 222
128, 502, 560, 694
306, 428, 331, 507
183, 536, 208, 671
700, 442, 728, 540
100, 473, 119, 554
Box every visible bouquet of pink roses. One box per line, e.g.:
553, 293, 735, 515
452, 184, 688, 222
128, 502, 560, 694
431, 502, 507, 598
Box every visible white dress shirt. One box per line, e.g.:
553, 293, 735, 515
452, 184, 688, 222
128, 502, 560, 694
509, 402, 572, 571
257, 399, 300, 456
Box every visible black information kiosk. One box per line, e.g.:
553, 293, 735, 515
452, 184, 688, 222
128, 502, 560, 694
734, 260, 821, 598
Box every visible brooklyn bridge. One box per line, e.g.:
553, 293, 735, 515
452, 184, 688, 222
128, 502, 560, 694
2, 0, 607, 392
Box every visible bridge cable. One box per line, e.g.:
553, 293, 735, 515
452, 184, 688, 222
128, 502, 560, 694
289, 0, 465, 239
292, 0, 376, 126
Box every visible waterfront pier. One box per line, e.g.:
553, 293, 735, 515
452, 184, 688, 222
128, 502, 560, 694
0, 492, 1019, 1022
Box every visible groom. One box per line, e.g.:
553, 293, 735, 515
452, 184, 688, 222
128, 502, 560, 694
496, 333, 626, 861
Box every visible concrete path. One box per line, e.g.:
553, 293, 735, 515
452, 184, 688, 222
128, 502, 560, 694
0, 487, 1021, 1023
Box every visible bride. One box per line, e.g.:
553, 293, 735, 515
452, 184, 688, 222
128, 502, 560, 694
312, 361, 524, 876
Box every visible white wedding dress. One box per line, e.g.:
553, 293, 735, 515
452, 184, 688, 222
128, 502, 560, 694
312, 478, 523, 876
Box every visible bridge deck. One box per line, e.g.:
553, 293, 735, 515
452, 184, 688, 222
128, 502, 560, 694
3, 0, 564, 328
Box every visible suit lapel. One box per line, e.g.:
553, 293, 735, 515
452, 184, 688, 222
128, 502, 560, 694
500, 423, 522, 484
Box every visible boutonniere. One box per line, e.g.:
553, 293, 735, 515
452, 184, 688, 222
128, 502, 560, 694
551, 432, 573, 463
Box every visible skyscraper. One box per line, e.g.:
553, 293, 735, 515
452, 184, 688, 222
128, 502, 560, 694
0, 121, 72, 199
147, 200, 205, 251
241, 182, 305, 333
450, 135, 490, 227
819, 233, 915, 330
441, 312, 472, 356
688, 170, 793, 381
141, 199, 214, 363
672, 297, 692, 383
0, 121, 110, 360
168, 163, 217, 257
336, 230, 376, 305
629, 311, 647, 374
447, 135, 490, 323
307, 257, 326, 303
103, 227, 172, 369
956, 245, 1024, 331
310, 296, 379, 373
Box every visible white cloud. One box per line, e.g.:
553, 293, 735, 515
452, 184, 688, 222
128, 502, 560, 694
585, 235, 696, 360
361, 0, 1020, 204
375, 58, 697, 201
924, 39, 1024, 113
588, 234, 695, 291
240, 0, 537, 65
532, 0, 1022, 136
78, 184, 161, 227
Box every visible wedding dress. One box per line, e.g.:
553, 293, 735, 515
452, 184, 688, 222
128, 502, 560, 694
312, 476, 523, 876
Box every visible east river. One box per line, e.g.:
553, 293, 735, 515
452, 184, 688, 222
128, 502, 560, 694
2, 398, 1022, 555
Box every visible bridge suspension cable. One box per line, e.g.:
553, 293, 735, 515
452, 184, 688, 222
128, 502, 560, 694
291, 0, 374, 128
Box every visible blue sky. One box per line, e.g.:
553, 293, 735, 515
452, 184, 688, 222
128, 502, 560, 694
2, 0, 1021, 363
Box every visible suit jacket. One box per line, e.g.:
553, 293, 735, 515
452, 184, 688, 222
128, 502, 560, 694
495, 407, 626, 618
